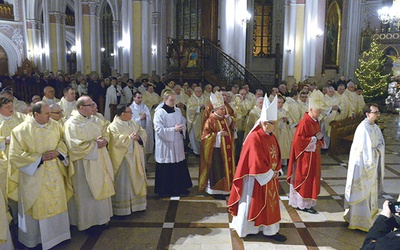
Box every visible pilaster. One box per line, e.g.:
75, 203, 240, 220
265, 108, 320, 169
49, 11, 66, 73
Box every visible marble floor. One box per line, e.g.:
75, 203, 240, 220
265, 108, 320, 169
14, 113, 400, 250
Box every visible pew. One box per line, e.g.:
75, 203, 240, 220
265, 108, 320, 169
327, 115, 364, 155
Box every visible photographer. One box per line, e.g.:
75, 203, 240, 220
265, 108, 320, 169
361, 200, 400, 249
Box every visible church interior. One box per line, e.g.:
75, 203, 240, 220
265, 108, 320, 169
1, 0, 400, 249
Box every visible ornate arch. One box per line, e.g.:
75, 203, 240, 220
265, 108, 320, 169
99, 0, 119, 20
0, 33, 22, 75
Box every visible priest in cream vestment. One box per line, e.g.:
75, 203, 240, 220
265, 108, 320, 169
64, 96, 115, 231
321, 87, 342, 148
57, 86, 77, 120
187, 87, 206, 155
9, 102, 72, 249
344, 104, 385, 232
244, 97, 263, 138
0, 97, 25, 222
108, 104, 148, 216
275, 96, 292, 164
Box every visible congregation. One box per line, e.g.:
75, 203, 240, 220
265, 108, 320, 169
0, 71, 381, 249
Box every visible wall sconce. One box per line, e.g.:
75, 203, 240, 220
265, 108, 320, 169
100, 47, 105, 52
315, 29, 323, 38
285, 49, 292, 54
241, 11, 251, 25
151, 45, 157, 55
110, 52, 115, 57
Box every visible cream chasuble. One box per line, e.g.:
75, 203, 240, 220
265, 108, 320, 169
107, 117, 147, 196
0, 112, 25, 201
57, 97, 76, 119
9, 116, 72, 220
64, 110, 114, 201
344, 119, 385, 232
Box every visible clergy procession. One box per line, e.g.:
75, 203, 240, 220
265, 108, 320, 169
0, 74, 387, 249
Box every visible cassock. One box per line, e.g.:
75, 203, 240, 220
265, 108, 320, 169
130, 102, 154, 154
286, 113, 325, 209
344, 119, 385, 232
57, 97, 76, 120
228, 125, 282, 237
153, 104, 192, 196
64, 110, 115, 231
9, 116, 72, 249
108, 117, 148, 215
199, 112, 235, 194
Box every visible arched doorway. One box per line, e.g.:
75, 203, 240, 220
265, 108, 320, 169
0, 46, 9, 76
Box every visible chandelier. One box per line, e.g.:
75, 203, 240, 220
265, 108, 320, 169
377, 0, 400, 25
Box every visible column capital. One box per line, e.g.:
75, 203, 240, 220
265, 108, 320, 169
49, 12, 66, 24
89, 3, 99, 16
26, 19, 40, 29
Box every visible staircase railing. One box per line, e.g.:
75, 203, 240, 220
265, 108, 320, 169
203, 39, 268, 93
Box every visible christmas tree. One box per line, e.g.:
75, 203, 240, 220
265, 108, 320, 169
355, 39, 390, 102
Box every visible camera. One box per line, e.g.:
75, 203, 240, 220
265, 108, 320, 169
388, 201, 400, 214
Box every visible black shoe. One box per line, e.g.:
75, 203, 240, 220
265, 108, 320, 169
296, 207, 318, 214
267, 233, 287, 242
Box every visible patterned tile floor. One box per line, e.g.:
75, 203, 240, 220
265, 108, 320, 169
16, 113, 400, 250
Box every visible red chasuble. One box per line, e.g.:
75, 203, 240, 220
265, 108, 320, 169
228, 125, 282, 226
286, 112, 324, 200
199, 113, 235, 191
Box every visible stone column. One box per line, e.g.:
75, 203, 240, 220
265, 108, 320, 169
76, 1, 100, 75
342, 0, 362, 81
302, 0, 321, 81
49, 12, 66, 73
26, 20, 42, 68
282, 0, 307, 83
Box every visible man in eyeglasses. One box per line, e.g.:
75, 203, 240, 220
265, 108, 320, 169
344, 103, 385, 232
64, 96, 115, 234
